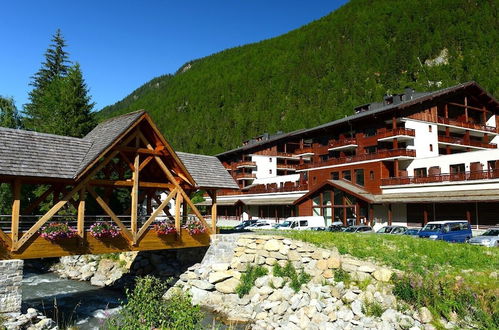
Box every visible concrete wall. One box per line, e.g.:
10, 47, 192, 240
0, 259, 23, 314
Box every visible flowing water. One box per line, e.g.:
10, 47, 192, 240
21, 269, 247, 329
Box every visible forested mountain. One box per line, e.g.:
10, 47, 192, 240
97, 0, 499, 155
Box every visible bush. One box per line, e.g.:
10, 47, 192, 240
104, 276, 203, 330
273, 261, 311, 292
392, 273, 498, 329
362, 300, 385, 317
236, 265, 268, 297
334, 268, 351, 284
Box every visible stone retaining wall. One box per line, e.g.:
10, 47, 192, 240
0, 259, 23, 314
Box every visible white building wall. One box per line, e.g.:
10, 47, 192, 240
252, 174, 301, 186
252, 155, 277, 179
404, 119, 439, 158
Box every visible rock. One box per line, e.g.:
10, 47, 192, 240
189, 287, 209, 305
341, 262, 358, 272
342, 291, 358, 303
264, 239, 283, 251
255, 275, 269, 288
274, 300, 289, 315
255, 311, 267, 320
418, 307, 433, 323
211, 263, 230, 272
288, 250, 301, 261
381, 308, 397, 323
316, 259, 328, 270
351, 300, 363, 316
208, 271, 233, 284
90, 273, 107, 287
373, 268, 393, 282
239, 253, 255, 263
34, 318, 56, 330
163, 286, 182, 300
358, 264, 376, 273
215, 278, 239, 294
265, 257, 277, 266
269, 252, 287, 260
271, 277, 285, 288
323, 269, 334, 278
258, 285, 273, 296
191, 280, 214, 290
337, 309, 353, 321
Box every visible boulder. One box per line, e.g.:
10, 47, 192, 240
351, 300, 363, 316
316, 259, 328, 270
215, 278, 240, 294
265, 257, 277, 266
358, 264, 376, 273
264, 239, 283, 251
342, 291, 358, 303
208, 271, 233, 284
327, 256, 341, 269
255, 275, 269, 288
288, 250, 301, 261
191, 280, 214, 290
211, 263, 230, 272
418, 307, 433, 323
373, 268, 393, 282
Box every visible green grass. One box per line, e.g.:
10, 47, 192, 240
362, 300, 385, 318
274, 231, 499, 329
235, 264, 268, 298
273, 261, 311, 292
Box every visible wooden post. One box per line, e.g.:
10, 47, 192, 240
175, 190, 183, 233
131, 151, 140, 240
77, 187, 86, 238
210, 190, 217, 234
464, 96, 468, 122
355, 203, 360, 225
342, 196, 347, 226
388, 204, 392, 225
423, 208, 428, 225
369, 205, 374, 226
394, 159, 399, 177
466, 208, 471, 224
11, 180, 21, 245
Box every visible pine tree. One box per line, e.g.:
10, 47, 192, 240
0, 96, 21, 129
23, 29, 96, 137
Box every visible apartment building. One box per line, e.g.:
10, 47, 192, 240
205, 82, 499, 228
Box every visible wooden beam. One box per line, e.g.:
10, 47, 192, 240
0, 229, 12, 249
175, 190, 183, 233
77, 188, 86, 238
88, 179, 174, 189
22, 186, 54, 215
11, 180, 21, 245
119, 151, 135, 171
136, 188, 177, 243
153, 195, 174, 218
449, 102, 490, 113
14, 150, 121, 251
208, 190, 218, 233
118, 146, 163, 156
87, 186, 133, 242
131, 151, 140, 241
138, 156, 153, 172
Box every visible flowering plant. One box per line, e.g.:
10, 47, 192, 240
89, 221, 120, 239
40, 222, 78, 241
182, 219, 206, 235
153, 220, 177, 235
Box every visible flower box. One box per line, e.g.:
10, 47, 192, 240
89, 221, 120, 239
154, 221, 177, 235
40, 222, 78, 241
182, 219, 206, 235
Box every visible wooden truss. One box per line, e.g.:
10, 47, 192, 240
0, 120, 216, 259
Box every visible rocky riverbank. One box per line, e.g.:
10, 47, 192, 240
169, 234, 437, 329
2, 308, 56, 330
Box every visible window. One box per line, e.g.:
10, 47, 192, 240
269, 169, 272, 174
299, 220, 308, 227
414, 168, 427, 178
429, 125, 432, 132
369, 170, 375, 180
429, 144, 433, 152
355, 169, 365, 186
331, 171, 339, 180
450, 164, 465, 174
313, 176, 317, 184
342, 170, 351, 181
269, 158, 272, 162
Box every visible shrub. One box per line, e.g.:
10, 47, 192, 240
104, 275, 203, 330
236, 265, 268, 297
334, 268, 351, 284
363, 300, 385, 317
273, 261, 311, 292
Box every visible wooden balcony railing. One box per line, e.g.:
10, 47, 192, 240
235, 161, 257, 168
328, 137, 357, 149
298, 148, 416, 170
437, 117, 497, 133
217, 183, 309, 196
253, 150, 295, 158
377, 128, 415, 139
438, 135, 497, 149
276, 164, 298, 170
381, 170, 499, 186
294, 146, 314, 155
234, 173, 256, 180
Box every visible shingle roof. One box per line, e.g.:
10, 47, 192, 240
0, 127, 92, 179
176, 152, 239, 189
77, 110, 145, 176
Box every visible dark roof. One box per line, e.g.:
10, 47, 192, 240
76, 110, 145, 176
217, 81, 499, 158
0, 127, 92, 179
176, 152, 239, 189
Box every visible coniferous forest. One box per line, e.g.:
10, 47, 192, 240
97, 0, 499, 155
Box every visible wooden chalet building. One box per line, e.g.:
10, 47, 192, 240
209, 82, 499, 229
0, 111, 238, 259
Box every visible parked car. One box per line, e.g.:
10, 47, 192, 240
309, 226, 327, 231
272, 223, 284, 229
468, 227, 499, 247
233, 220, 258, 230
376, 226, 407, 234
343, 225, 373, 233
327, 224, 345, 232
418, 220, 472, 242
278, 216, 326, 230
246, 221, 274, 230
404, 228, 421, 236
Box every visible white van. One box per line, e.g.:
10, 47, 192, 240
278, 216, 326, 230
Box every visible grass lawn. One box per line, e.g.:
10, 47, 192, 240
262, 230, 498, 328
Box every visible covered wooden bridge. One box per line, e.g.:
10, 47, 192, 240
0, 111, 238, 259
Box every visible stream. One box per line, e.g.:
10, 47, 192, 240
21, 269, 244, 329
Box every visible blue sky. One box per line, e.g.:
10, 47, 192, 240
1, 1, 347, 111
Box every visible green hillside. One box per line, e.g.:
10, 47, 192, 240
98, 0, 499, 155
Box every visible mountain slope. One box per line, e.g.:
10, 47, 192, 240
98, 0, 499, 155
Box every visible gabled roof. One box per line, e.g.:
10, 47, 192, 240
294, 179, 378, 205
217, 81, 499, 158
176, 152, 239, 189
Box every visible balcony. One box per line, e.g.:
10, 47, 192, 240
217, 182, 309, 196
235, 161, 257, 168
328, 137, 358, 151
438, 135, 497, 150
298, 148, 416, 170
253, 150, 296, 158
294, 146, 314, 156
377, 128, 415, 142
381, 170, 499, 186
276, 164, 298, 171
235, 173, 256, 180
437, 117, 497, 134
